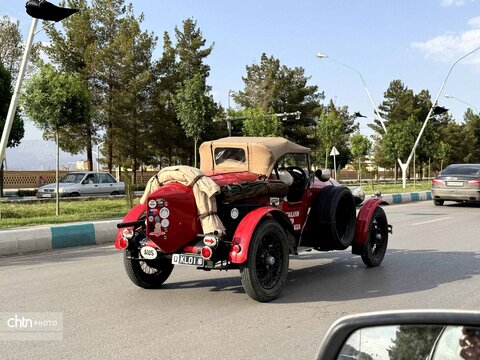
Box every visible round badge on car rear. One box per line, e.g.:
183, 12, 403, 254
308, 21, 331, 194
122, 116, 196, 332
230, 208, 239, 219
159, 207, 170, 219
148, 199, 157, 208
161, 219, 169, 228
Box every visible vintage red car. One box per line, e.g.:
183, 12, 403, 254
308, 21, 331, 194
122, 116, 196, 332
115, 137, 391, 302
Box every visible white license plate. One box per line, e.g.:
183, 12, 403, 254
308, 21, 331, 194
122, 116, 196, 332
446, 181, 464, 187
41, 193, 53, 198
172, 254, 204, 267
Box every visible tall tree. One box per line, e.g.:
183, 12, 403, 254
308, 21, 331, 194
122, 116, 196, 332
175, 18, 214, 82
388, 326, 442, 360
463, 108, 480, 163
173, 18, 216, 164
45, 0, 99, 170
315, 104, 343, 169
373, 79, 438, 178
241, 107, 282, 137
315, 100, 357, 169
173, 72, 214, 167
148, 32, 183, 166
90, 0, 134, 173
0, 16, 24, 78
350, 131, 371, 183
110, 12, 157, 182
22, 64, 90, 214
0, 61, 24, 196
233, 53, 324, 147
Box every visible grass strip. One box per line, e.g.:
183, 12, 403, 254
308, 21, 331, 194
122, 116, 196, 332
0, 198, 138, 230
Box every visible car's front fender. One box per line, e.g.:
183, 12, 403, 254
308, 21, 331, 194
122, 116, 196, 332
228, 206, 292, 264
353, 197, 389, 248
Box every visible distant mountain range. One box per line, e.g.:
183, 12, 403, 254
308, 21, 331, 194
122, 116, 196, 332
5, 140, 87, 170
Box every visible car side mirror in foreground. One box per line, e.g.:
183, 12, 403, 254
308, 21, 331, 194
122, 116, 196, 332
315, 169, 331, 182
315, 310, 480, 360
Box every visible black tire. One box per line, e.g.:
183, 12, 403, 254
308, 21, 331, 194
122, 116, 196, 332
124, 250, 174, 289
361, 207, 388, 267
434, 199, 444, 206
240, 220, 289, 302
110, 191, 120, 196
310, 186, 356, 250
69, 192, 80, 197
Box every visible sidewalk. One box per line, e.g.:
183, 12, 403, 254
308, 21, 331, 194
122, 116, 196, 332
0, 191, 432, 256
0, 219, 120, 256
371, 190, 432, 204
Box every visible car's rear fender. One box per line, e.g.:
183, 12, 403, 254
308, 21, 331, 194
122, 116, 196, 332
228, 206, 293, 264
115, 204, 145, 250
352, 197, 389, 252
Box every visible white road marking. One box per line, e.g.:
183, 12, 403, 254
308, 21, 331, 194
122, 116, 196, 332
411, 217, 451, 226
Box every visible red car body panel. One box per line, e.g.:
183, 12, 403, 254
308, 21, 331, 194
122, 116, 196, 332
228, 206, 291, 264
279, 190, 311, 233
145, 183, 202, 253
114, 204, 145, 250
354, 197, 388, 246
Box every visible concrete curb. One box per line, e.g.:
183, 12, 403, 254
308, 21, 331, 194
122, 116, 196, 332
0, 191, 433, 256
369, 191, 432, 205
0, 219, 120, 256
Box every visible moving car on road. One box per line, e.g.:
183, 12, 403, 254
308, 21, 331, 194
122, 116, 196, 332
116, 137, 392, 302
36, 171, 125, 198
431, 164, 480, 206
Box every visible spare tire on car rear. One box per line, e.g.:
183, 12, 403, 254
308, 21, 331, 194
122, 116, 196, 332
308, 186, 356, 250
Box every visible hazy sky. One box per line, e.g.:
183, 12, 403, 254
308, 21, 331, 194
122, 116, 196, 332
2, 0, 480, 166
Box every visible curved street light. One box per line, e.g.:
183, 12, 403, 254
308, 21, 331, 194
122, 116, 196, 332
445, 94, 479, 113
316, 52, 388, 134
398, 44, 480, 188
0, 1, 79, 170
0, 1, 78, 211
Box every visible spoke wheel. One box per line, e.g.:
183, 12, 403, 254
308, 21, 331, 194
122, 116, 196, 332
361, 207, 388, 267
240, 220, 289, 302
123, 231, 174, 289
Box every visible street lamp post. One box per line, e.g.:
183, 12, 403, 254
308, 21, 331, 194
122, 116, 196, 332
91, 142, 104, 172
0, 1, 78, 208
0, 1, 79, 169
316, 53, 388, 134
445, 94, 479, 114
397, 45, 480, 188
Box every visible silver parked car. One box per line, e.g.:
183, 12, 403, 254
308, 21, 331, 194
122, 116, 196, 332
431, 164, 480, 206
36, 171, 125, 198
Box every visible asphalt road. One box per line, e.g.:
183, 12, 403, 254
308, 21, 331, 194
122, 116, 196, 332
1, 201, 480, 360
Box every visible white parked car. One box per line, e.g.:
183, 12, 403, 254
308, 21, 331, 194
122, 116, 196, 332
36, 171, 125, 198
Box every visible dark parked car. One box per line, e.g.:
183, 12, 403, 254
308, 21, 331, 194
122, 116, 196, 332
431, 164, 480, 206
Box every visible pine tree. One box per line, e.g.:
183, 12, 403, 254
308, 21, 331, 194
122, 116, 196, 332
233, 53, 323, 147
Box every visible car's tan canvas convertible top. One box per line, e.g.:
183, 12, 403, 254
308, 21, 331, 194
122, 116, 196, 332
199, 136, 310, 176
